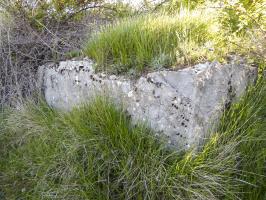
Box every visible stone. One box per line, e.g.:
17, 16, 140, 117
38, 58, 257, 149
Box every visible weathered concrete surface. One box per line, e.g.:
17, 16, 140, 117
38, 59, 257, 149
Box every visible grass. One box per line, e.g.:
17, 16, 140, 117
83, 10, 229, 74
0, 78, 265, 199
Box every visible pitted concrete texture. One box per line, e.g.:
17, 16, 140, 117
38, 59, 257, 149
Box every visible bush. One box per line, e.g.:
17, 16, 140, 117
0, 1, 108, 107
217, 0, 266, 69
84, 10, 226, 73
219, 0, 266, 34
1, 0, 104, 23
158, 0, 205, 12
0, 79, 265, 199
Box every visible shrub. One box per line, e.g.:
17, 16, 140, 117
219, 0, 266, 34
216, 0, 266, 70
84, 10, 224, 73
1, 0, 104, 22
140, 0, 205, 12
0, 1, 107, 107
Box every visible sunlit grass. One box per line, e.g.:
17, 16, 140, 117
83, 10, 229, 74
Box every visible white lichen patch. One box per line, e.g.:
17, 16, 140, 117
38, 59, 257, 149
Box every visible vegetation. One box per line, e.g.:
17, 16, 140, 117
83, 0, 265, 74
219, 0, 266, 34
1, 0, 103, 21
0, 1, 265, 199
0, 0, 111, 107
1, 0, 264, 106
0, 0, 136, 107
0, 78, 265, 199
84, 10, 227, 73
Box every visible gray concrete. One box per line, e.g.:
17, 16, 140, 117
38, 58, 257, 149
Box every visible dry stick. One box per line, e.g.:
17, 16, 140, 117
33, 19, 70, 51
36, 18, 82, 50
152, 0, 171, 11
65, 3, 119, 21
29, 29, 65, 58
1, 19, 45, 105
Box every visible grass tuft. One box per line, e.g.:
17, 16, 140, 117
83, 10, 228, 74
0, 79, 265, 199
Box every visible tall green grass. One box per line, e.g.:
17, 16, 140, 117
0, 78, 265, 199
84, 10, 225, 73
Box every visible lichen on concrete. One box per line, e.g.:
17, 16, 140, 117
38, 58, 257, 149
